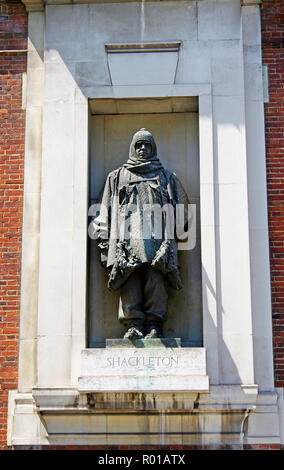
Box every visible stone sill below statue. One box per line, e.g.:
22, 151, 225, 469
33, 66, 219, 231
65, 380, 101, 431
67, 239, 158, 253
78, 339, 209, 393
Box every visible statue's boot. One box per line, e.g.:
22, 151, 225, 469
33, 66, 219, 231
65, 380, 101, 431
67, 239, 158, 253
144, 323, 163, 339
124, 325, 144, 339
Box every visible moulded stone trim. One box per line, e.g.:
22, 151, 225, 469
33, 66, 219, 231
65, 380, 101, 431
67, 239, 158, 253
32, 387, 199, 412
9, 387, 281, 446
198, 385, 258, 410
244, 391, 281, 444
26, 386, 261, 446
106, 49, 180, 86
31, 386, 259, 413
21, 0, 44, 11
105, 41, 181, 54
42, 0, 196, 4
22, 0, 199, 8
242, 0, 262, 5
78, 375, 210, 393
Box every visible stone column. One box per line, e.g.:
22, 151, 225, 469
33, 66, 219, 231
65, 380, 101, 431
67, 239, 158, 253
241, 0, 280, 447
36, 10, 89, 386
242, 0, 274, 392
199, 94, 219, 384
18, 10, 44, 393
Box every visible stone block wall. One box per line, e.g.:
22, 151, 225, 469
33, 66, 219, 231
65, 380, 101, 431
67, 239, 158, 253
261, 0, 284, 389
0, 0, 27, 450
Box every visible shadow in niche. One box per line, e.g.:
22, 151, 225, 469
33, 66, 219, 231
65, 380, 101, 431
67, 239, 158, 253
198, 105, 244, 385
106, 338, 182, 349
87, 111, 203, 348
87, 199, 203, 348
201, 267, 242, 384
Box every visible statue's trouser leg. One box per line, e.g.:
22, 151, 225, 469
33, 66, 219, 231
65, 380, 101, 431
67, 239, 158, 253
142, 265, 168, 329
119, 267, 145, 329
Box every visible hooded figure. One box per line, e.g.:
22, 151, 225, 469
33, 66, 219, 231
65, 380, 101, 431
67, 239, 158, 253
92, 128, 190, 339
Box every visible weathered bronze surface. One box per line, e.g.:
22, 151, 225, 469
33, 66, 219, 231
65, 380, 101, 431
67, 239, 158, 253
93, 128, 189, 339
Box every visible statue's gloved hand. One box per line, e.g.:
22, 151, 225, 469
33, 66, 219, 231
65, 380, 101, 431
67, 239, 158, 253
97, 240, 109, 269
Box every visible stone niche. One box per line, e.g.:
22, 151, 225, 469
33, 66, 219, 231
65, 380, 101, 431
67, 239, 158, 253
88, 96, 203, 347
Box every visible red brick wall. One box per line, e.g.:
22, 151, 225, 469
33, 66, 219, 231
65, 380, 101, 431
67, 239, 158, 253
0, 0, 27, 450
261, 0, 284, 388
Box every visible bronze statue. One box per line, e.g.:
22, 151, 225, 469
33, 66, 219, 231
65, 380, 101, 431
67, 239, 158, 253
92, 128, 189, 340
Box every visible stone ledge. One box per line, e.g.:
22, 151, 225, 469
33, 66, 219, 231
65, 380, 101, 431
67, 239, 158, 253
17, 386, 262, 446
7, 387, 268, 446
79, 374, 209, 393
105, 338, 182, 348
198, 385, 258, 410
22, 0, 195, 8
32, 388, 200, 412
21, 0, 262, 9
105, 42, 181, 54
241, 0, 262, 5
30, 385, 259, 413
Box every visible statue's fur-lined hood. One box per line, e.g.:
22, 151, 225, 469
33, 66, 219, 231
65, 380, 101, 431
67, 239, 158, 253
128, 128, 157, 161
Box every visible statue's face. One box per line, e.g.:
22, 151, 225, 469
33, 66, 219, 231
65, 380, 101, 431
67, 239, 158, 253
135, 140, 152, 159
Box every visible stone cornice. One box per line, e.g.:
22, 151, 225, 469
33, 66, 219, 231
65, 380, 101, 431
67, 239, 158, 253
21, 0, 44, 12
21, 0, 262, 12
241, 0, 262, 5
